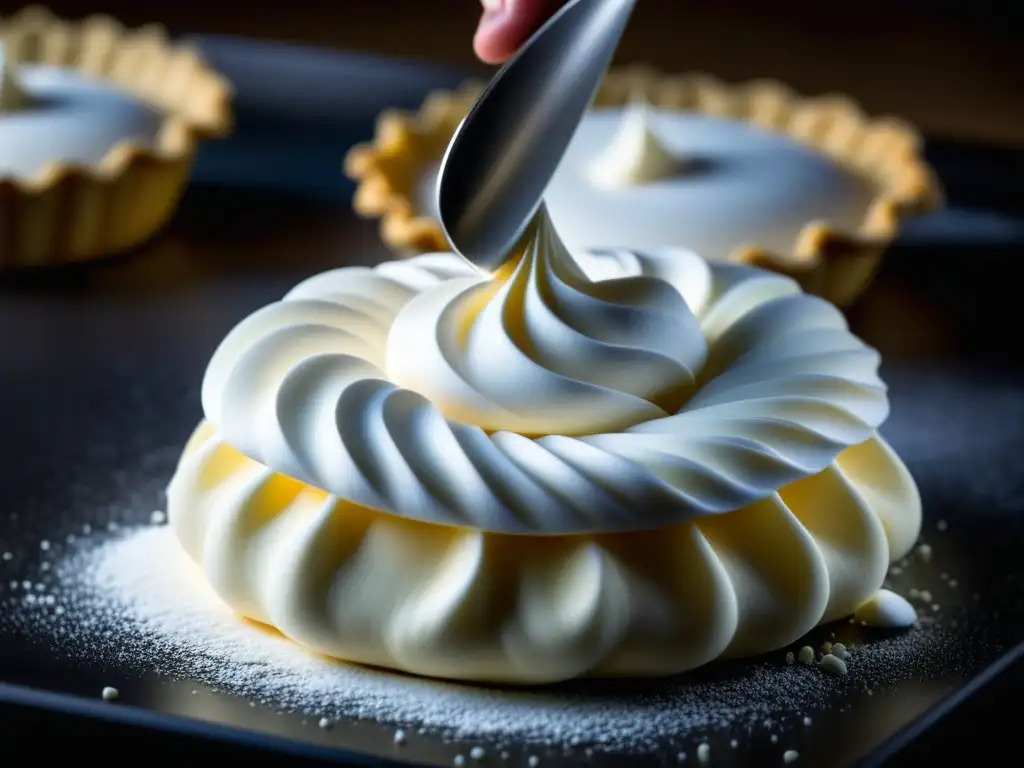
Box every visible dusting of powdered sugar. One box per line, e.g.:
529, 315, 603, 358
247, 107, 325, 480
2, 523, 973, 756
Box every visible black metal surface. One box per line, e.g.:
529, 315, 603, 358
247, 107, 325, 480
0, 36, 1023, 768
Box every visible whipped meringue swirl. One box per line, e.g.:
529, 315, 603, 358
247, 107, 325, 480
201, 214, 887, 534
387, 206, 707, 435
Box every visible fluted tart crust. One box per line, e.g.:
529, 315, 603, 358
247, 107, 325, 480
0, 5, 232, 270
345, 67, 940, 307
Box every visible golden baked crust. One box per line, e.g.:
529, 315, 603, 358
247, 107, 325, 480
345, 66, 941, 306
0, 5, 232, 271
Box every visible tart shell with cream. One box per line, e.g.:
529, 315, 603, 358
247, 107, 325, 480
167, 211, 922, 685
346, 68, 940, 307
0, 6, 231, 271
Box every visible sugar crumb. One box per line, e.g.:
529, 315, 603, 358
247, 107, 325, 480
819, 655, 847, 676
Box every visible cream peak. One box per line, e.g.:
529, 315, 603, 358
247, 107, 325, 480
585, 96, 681, 188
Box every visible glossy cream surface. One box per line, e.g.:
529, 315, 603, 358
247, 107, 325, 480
199, 211, 890, 534
169, 206, 920, 683
169, 423, 919, 683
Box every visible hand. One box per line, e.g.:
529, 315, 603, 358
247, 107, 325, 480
474, 0, 565, 64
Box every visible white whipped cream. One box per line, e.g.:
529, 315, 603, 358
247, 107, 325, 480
200, 228, 889, 534
168, 423, 920, 683
585, 98, 682, 188
548, 109, 875, 260
386, 207, 707, 435
174, 219, 922, 683
0, 47, 162, 179
418, 110, 875, 261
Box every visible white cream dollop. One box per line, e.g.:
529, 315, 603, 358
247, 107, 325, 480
547, 109, 876, 260
585, 98, 682, 188
200, 232, 889, 534
386, 207, 706, 435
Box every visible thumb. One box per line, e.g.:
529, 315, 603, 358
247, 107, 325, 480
474, 0, 563, 65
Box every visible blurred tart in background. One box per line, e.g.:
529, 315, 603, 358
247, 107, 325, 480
346, 67, 940, 306
0, 5, 232, 272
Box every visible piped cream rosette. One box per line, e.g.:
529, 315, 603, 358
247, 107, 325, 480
168, 209, 921, 684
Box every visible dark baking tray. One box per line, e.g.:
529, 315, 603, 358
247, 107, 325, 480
1, 36, 1023, 767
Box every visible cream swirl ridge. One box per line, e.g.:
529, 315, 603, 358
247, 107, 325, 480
385, 207, 707, 435
168, 423, 921, 684
200, 245, 888, 533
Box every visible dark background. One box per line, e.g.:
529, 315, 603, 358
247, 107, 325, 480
3, 2, 1022, 765
34, 0, 1024, 146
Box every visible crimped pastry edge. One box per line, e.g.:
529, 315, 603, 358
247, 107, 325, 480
0, 4, 233, 269
344, 66, 942, 306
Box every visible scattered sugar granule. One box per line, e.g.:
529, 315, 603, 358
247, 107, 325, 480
393, 728, 406, 745
784, 749, 800, 763
101, 686, 119, 701
697, 743, 711, 764
469, 746, 486, 760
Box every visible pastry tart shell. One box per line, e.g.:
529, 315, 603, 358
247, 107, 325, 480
345, 67, 941, 307
0, 5, 232, 272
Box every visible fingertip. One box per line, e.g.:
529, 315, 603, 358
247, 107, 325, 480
473, 26, 512, 65
474, 0, 561, 65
